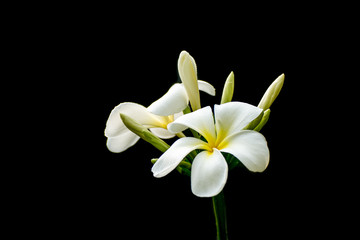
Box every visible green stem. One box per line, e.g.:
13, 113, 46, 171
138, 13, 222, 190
212, 191, 229, 240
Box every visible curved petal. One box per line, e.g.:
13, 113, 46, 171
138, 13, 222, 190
149, 128, 175, 139
178, 51, 200, 111
191, 149, 228, 197
167, 106, 216, 144
106, 131, 140, 153
147, 83, 189, 116
198, 80, 216, 96
152, 137, 209, 178
105, 102, 169, 137
214, 102, 262, 143
219, 130, 269, 172
173, 111, 183, 120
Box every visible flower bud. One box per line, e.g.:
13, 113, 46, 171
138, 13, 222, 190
220, 71, 235, 104
258, 73, 285, 110
120, 113, 170, 152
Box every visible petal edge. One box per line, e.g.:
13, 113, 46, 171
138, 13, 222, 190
147, 83, 189, 116
219, 130, 269, 172
152, 137, 209, 178
191, 149, 228, 197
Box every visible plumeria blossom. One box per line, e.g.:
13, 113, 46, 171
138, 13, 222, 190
105, 102, 177, 153
105, 51, 215, 153
152, 102, 270, 197
105, 82, 215, 153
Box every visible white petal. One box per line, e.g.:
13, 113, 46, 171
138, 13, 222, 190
178, 51, 200, 111
105, 102, 168, 137
191, 149, 228, 197
147, 83, 189, 116
106, 131, 140, 153
167, 106, 216, 144
198, 80, 216, 96
173, 111, 184, 120
152, 137, 209, 178
214, 102, 262, 143
219, 130, 269, 172
149, 128, 175, 139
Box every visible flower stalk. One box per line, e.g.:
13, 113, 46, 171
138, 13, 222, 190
212, 191, 228, 240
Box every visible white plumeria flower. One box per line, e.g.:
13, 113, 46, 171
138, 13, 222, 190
104, 81, 215, 153
151, 102, 270, 197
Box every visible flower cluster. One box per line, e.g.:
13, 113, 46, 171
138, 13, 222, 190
105, 51, 284, 198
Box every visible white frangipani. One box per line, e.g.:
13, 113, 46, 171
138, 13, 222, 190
105, 83, 214, 153
152, 102, 270, 197
105, 51, 215, 153
105, 102, 176, 153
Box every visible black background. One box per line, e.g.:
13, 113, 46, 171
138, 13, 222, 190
14, 5, 356, 239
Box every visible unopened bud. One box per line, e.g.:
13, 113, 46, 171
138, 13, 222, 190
120, 113, 170, 152
258, 73, 285, 110
220, 71, 235, 104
